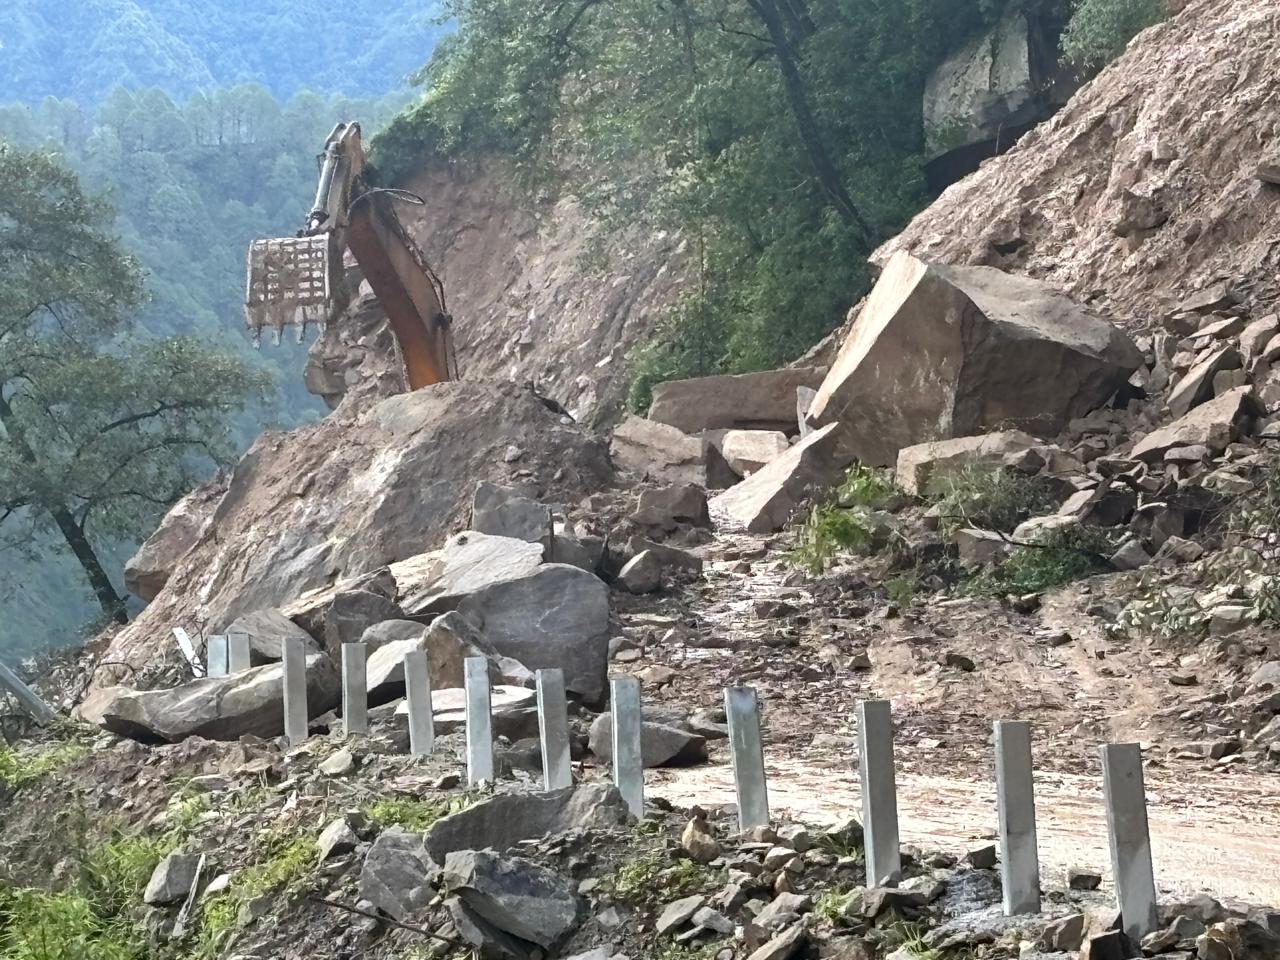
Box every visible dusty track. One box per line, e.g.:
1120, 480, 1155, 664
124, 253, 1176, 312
618, 532, 1280, 908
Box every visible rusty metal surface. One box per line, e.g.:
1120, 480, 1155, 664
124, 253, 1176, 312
244, 234, 335, 345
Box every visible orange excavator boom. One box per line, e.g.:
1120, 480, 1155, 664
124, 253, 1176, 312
244, 122, 455, 389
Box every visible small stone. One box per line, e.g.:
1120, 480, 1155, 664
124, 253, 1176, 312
319, 748, 356, 777
657, 894, 705, 934
1110, 539, 1152, 571
754, 891, 810, 928
1039, 913, 1087, 952
1068, 866, 1102, 890
692, 906, 734, 935
940, 651, 976, 672
763, 846, 795, 870
965, 843, 997, 869
681, 814, 722, 864
144, 852, 201, 905
317, 818, 359, 860
618, 551, 663, 594
746, 923, 807, 960
776, 824, 811, 853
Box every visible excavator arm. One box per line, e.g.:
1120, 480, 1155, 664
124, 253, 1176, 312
245, 122, 455, 389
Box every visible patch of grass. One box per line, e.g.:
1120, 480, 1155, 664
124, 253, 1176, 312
0, 741, 90, 790
961, 527, 1114, 597
162, 791, 212, 841
885, 575, 918, 608
814, 883, 857, 925
0, 885, 148, 960
364, 792, 481, 833
814, 820, 865, 861
607, 855, 716, 903
927, 467, 1054, 535
80, 831, 176, 918
0, 824, 163, 960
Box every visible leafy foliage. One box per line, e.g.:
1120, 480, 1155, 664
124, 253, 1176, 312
0, 86, 404, 653
789, 465, 902, 572
375, 0, 1007, 394
1, 1, 448, 105
961, 526, 1114, 597
364, 792, 481, 832
1060, 0, 1165, 70
606, 854, 716, 903
926, 467, 1055, 534
0, 146, 269, 622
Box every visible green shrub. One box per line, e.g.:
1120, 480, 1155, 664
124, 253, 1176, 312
927, 468, 1054, 535
836, 465, 898, 510
790, 504, 879, 574
962, 526, 1114, 596
1061, 0, 1166, 70
364, 792, 480, 833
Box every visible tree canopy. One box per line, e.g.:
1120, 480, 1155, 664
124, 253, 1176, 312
0, 145, 268, 623
374, 0, 1009, 409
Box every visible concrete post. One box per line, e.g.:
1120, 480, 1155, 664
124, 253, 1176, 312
404, 650, 434, 756
725, 686, 769, 831
611, 676, 644, 819
464, 656, 494, 784
0, 658, 57, 725
857, 699, 900, 886
342, 643, 368, 737
995, 720, 1041, 915
536, 668, 573, 791
281, 637, 309, 746
227, 633, 252, 674
1102, 743, 1158, 940
206, 636, 229, 679
172, 627, 200, 675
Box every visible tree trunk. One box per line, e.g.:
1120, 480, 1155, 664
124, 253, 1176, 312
50, 508, 128, 624
744, 0, 871, 242
0, 391, 128, 624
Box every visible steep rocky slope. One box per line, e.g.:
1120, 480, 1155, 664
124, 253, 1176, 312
877, 0, 1280, 325
305, 157, 687, 424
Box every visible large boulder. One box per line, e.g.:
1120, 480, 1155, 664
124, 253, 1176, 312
283, 588, 403, 658
394, 533, 544, 616
720, 430, 791, 476
93, 382, 613, 687
454, 565, 611, 703
894, 430, 1040, 496
364, 612, 513, 703
648, 367, 827, 433
922, 5, 1074, 189
588, 713, 708, 767
80, 654, 340, 742
424, 785, 631, 863
709, 423, 845, 532
392, 536, 607, 701
123, 485, 218, 601
440, 850, 582, 949
471, 482, 552, 547
1131, 387, 1264, 461
358, 830, 437, 921
219, 609, 320, 664
806, 252, 1142, 465
608, 415, 704, 485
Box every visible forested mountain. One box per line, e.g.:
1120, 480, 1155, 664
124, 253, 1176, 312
4, 0, 448, 104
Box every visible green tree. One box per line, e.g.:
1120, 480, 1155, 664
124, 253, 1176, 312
0, 146, 267, 623
375, 0, 1003, 405
1061, 0, 1165, 70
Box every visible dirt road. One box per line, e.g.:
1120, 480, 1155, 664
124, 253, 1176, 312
619, 532, 1280, 908
654, 760, 1280, 905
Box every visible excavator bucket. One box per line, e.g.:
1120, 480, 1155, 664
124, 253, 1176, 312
244, 234, 339, 346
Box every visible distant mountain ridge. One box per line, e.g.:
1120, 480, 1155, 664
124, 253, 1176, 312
4, 0, 447, 103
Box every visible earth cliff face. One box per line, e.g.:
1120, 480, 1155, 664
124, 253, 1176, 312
305, 157, 687, 425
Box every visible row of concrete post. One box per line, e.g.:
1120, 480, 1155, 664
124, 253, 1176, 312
280, 641, 1157, 940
